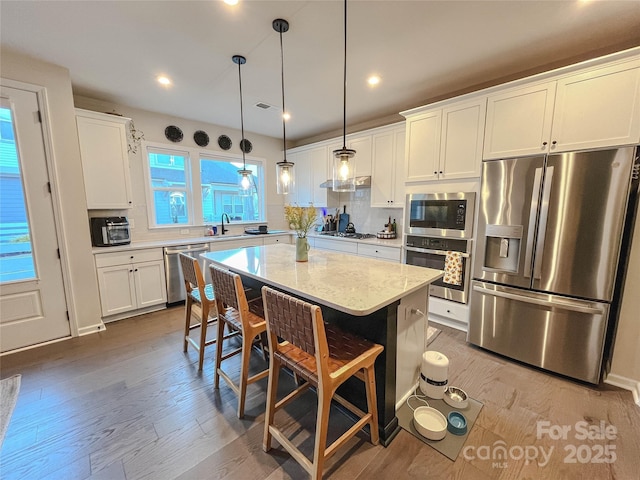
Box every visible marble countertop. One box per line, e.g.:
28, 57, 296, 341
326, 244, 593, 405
202, 244, 442, 316
92, 231, 292, 254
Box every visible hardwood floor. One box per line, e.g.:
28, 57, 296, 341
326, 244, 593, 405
1, 306, 638, 479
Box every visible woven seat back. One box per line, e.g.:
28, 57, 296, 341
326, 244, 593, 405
262, 286, 318, 356
210, 264, 240, 310
179, 253, 198, 291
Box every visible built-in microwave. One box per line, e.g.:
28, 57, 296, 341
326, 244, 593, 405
405, 192, 475, 239
90, 217, 131, 247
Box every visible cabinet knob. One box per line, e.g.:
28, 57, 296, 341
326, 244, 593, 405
542, 142, 548, 146
439, 171, 443, 174
134, 268, 138, 272
130, 256, 134, 259
434, 171, 438, 175
129, 269, 133, 273
551, 140, 557, 145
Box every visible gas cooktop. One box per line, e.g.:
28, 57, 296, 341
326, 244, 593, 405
319, 231, 376, 239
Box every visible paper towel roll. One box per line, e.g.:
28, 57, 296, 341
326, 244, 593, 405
420, 351, 449, 399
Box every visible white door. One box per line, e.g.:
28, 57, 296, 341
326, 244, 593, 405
0, 85, 70, 352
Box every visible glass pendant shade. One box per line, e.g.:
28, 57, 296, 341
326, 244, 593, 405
332, 147, 356, 192
238, 168, 254, 196
276, 159, 295, 194
273, 18, 293, 195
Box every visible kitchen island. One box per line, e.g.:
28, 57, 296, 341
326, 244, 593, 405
202, 244, 442, 445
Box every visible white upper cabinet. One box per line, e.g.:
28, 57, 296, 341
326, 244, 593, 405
439, 99, 486, 180
484, 58, 640, 159
404, 110, 441, 182
404, 97, 485, 182
371, 125, 405, 207
285, 145, 330, 207
76, 109, 132, 209
551, 60, 640, 152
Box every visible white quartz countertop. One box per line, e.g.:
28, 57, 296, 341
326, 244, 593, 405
92, 231, 292, 254
202, 244, 441, 316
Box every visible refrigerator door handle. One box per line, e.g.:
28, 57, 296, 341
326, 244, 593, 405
523, 167, 543, 278
473, 284, 605, 315
533, 166, 554, 279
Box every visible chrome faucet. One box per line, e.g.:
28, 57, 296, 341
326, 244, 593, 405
221, 213, 231, 235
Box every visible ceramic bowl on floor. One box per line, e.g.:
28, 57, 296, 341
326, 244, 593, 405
413, 406, 447, 441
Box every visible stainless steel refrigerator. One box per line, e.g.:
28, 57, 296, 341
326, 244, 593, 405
468, 147, 639, 383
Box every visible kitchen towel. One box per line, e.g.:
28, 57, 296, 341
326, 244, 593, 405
443, 251, 462, 286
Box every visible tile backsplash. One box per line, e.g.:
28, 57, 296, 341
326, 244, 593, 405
324, 188, 403, 234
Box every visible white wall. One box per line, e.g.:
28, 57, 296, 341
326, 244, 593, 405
73, 96, 288, 240
0, 49, 103, 334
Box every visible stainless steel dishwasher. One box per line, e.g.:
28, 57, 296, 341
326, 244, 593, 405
164, 243, 209, 304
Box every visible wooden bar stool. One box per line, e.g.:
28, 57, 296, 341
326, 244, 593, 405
261, 286, 384, 480
178, 253, 237, 372
209, 264, 269, 419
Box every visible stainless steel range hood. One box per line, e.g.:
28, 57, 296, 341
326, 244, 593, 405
319, 176, 371, 189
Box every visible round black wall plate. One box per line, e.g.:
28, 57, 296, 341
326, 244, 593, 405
194, 130, 209, 147
165, 125, 183, 142
218, 135, 232, 150
240, 138, 253, 153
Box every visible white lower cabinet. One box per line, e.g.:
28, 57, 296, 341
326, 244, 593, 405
313, 237, 358, 254
95, 248, 166, 318
428, 297, 469, 330
263, 235, 292, 245
357, 243, 402, 262
313, 237, 401, 262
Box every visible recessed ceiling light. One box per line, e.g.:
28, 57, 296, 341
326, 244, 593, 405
283, 112, 291, 121
224, 0, 239, 5
157, 75, 172, 86
367, 75, 381, 86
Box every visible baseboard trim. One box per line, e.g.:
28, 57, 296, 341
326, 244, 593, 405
77, 322, 106, 336
604, 373, 640, 407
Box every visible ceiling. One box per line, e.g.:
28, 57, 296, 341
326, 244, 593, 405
2, 1, 639, 144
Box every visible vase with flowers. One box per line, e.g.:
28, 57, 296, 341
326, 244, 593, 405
285, 204, 317, 262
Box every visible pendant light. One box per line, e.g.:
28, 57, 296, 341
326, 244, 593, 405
273, 19, 294, 195
332, 0, 356, 193
233, 54, 254, 196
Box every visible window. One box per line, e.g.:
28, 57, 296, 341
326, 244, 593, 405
200, 156, 261, 223
144, 143, 264, 228
0, 105, 35, 282
147, 148, 190, 226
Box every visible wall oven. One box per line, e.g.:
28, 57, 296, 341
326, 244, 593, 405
405, 235, 472, 304
405, 192, 475, 239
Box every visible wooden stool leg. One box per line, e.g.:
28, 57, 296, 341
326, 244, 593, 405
237, 333, 253, 419
263, 356, 281, 452
311, 388, 332, 480
183, 297, 193, 352
197, 303, 209, 372
214, 316, 225, 389
364, 366, 380, 445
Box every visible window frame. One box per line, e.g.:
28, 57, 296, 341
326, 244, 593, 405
142, 140, 266, 229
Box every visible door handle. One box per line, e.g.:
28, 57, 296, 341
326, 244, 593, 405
533, 166, 554, 280
524, 167, 543, 279
473, 285, 604, 315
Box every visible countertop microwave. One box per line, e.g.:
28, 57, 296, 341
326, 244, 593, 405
405, 192, 475, 239
90, 217, 131, 247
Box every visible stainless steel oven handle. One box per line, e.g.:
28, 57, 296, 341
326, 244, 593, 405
524, 167, 543, 278
405, 246, 470, 258
472, 285, 604, 315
